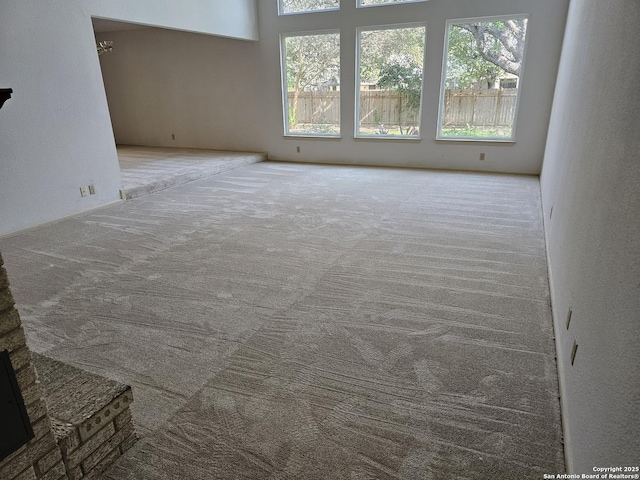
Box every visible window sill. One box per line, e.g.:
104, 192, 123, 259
354, 135, 421, 142
284, 134, 341, 140
357, 0, 428, 8
278, 7, 340, 16
435, 138, 516, 145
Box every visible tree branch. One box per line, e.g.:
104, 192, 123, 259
456, 23, 524, 76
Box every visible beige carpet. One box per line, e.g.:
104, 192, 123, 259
118, 145, 265, 200
0, 162, 564, 479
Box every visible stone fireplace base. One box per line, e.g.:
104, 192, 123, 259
32, 354, 136, 480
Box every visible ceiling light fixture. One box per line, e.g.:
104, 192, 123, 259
97, 40, 113, 56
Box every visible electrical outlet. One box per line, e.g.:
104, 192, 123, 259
171, 134, 176, 140
566, 307, 572, 330
296, 146, 301, 153
479, 152, 486, 161
88, 184, 96, 195
80, 187, 87, 197
570, 340, 578, 366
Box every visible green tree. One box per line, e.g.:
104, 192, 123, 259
280, 0, 338, 14
457, 19, 527, 77
446, 19, 528, 89
359, 27, 425, 84
447, 26, 502, 89
377, 61, 422, 135
359, 26, 425, 135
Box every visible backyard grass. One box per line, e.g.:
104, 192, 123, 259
440, 125, 512, 138
289, 123, 513, 139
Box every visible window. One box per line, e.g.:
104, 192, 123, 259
358, 0, 427, 7
279, 0, 339, 15
438, 16, 529, 140
281, 32, 341, 137
356, 25, 426, 138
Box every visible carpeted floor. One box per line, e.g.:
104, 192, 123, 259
0, 162, 564, 479
118, 145, 266, 200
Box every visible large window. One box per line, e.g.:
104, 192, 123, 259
279, 0, 339, 15
438, 16, 529, 140
356, 25, 426, 138
281, 32, 341, 137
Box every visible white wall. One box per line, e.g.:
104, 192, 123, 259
540, 0, 640, 472
87, 0, 258, 41
256, 0, 569, 174
0, 0, 122, 237
95, 28, 263, 152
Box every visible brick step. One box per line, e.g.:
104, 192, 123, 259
32, 354, 136, 480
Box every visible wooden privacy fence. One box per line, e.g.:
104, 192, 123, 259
288, 89, 517, 127
443, 89, 517, 127
359, 91, 419, 127
289, 91, 340, 126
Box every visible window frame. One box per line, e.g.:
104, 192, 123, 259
357, 0, 428, 9
436, 14, 531, 142
278, 0, 340, 16
354, 22, 427, 140
280, 29, 342, 138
